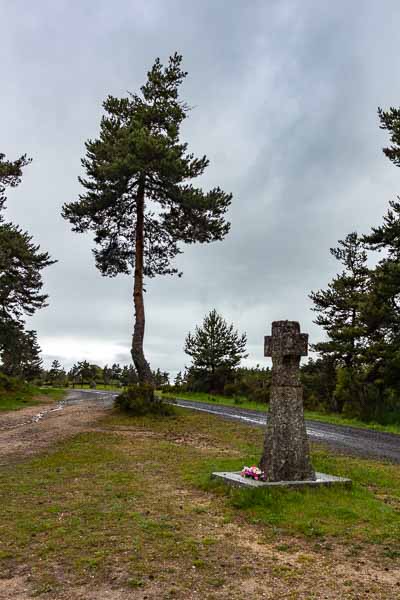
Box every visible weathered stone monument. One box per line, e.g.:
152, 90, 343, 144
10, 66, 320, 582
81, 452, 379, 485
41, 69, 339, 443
260, 320, 315, 481
212, 318, 351, 489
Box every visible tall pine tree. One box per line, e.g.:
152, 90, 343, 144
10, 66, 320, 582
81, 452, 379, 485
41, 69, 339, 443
0, 153, 55, 376
361, 107, 400, 402
62, 54, 231, 384
310, 233, 369, 370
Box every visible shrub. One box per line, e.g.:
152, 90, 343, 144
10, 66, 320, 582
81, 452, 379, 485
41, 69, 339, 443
114, 384, 175, 417
161, 384, 186, 395
248, 387, 270, 404
223, 382, 237, 397
0, 373, 29, 394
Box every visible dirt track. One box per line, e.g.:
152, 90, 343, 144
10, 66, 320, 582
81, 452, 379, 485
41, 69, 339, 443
0, 390, 116, 463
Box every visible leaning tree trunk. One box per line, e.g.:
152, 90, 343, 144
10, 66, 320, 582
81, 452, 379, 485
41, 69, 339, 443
131, 181, 153, 385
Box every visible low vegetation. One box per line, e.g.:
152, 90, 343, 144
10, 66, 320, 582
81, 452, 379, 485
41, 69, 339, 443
161, 390, 400, 435
115, 385, 175, 417
0, 374, 64, 411
0, 409, 398, 597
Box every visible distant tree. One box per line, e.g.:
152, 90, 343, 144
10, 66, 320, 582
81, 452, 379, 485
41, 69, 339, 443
111, 363, 122, 382
184, 309, 247, 392
70, 361, 99, 386
153, 368, 169, 387
122, 364, 139, 386
103, 364, 112, 386
48, 359, 66, 385
154, 368, 162, 386
120, 364, 139, 386
174, 371, 183, 386
121, 365, 130, 386
62, 53, 231, 384
50, 359, 62, 372
69, 364, 80, 388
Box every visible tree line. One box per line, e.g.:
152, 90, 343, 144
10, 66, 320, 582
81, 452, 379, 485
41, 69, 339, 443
39, 360, 169, 389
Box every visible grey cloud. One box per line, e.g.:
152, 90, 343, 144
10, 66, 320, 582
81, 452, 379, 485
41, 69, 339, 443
2, 0, 400, 374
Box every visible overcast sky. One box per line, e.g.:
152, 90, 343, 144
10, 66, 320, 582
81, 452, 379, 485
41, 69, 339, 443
2, 0, 400, 375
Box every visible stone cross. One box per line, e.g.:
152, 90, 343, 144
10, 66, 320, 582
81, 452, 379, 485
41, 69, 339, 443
260, 321, 315, 482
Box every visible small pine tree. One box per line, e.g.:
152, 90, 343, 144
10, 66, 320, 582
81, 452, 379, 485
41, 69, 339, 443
48, 359, 65, 385
184, 309, 247, 392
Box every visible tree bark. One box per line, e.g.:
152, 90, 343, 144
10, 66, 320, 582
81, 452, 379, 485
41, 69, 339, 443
131, 180, 153, 385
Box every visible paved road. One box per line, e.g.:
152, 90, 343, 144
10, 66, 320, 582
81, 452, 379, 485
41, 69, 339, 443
8, 389, 399, 463
170, 397, 400, 463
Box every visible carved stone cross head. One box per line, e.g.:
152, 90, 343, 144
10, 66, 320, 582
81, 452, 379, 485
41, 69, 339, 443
264, 320, 308, 359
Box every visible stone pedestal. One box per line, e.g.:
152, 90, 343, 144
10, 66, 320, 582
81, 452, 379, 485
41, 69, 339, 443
260, 321, 315, 482
260, 384, 315, 481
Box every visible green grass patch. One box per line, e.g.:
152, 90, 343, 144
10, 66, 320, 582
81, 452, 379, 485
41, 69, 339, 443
0, 408, 399, 593
0, 385, 65, 412
107, 408, 400, 545
162, 390, 400, 435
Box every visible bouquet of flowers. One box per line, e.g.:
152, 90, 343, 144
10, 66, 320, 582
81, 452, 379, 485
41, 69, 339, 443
241, 465, 266, 481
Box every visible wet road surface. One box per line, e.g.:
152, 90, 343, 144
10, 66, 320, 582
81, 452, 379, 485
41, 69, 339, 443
170, 397, 400, 463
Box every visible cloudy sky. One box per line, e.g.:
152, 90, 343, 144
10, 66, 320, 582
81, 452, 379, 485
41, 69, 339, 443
2, 0, 400, 374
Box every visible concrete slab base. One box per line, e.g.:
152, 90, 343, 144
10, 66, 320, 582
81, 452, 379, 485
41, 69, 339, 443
211, 471, 352, 489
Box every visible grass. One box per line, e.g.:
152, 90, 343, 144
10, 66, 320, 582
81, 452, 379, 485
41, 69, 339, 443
217, 450, 400, 542
162, 390, 400, 435
0, 407, 399, 597
0, 386, 65, 412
